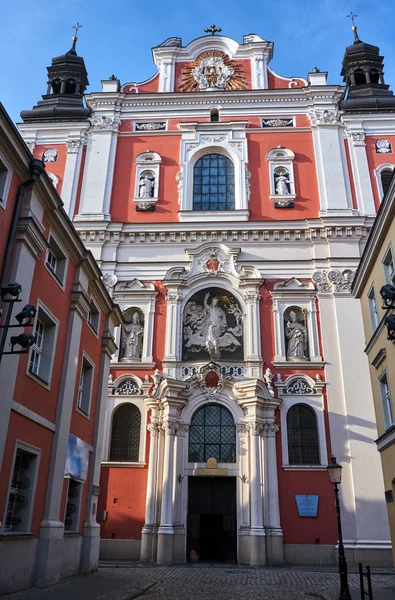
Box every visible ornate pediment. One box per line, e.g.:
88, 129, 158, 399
179, 51, 247, 92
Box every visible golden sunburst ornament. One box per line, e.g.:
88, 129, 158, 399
179, 50, 247, 92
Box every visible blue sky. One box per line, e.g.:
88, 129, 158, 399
2, 0, 395, 123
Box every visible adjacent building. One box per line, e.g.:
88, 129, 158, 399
16, 22, 395, 568
0, 102, 122, 594
353, 169, 395, 565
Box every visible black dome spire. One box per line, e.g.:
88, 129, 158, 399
21, 27, 90, 123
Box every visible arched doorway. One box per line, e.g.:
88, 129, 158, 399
186, 404, 237, 563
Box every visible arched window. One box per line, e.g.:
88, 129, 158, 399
381, 169, 394, 197
354, 69, 366, 86
370, 69, 380, 84
287, 404, 319, 465
193, 154, 235, 211
51, 79, 61, 94
110, 404, 141, 462
188, 404, 236, 463
210, 108, 219, 122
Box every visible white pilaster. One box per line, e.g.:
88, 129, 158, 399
157, 420, 177, 564
76, 116, 120, 221
346, 130, 376, 216
62, 140, 84, 218
263, 422, 284, 565
140, 411, 160, 562
248, 422, 264, 531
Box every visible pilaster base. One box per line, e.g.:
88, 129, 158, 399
80, 522, 100, 573
34, 520, 65, 588
173, 528, 186, 563
157, 530, 174, 565
249, 530, 266, 566
266, 530, 284, 565
140, 528, 156, 563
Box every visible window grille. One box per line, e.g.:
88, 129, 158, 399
193, 154, 235, 211
287, 404, 320, 465
110, 404, 141, 462
5, 449, 34, 531
188, 404, 236, 463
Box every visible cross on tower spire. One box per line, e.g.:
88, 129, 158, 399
204, 24, 222, 36
346, 12, 360, 43
71, 22, 83, 51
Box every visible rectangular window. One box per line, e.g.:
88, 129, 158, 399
383, 246, 395, 286
28, 305, 58, 385
64, 479, 82, 532
87, 300, 100, 333
368, 285, 380, 331
77, 355, 94, 415
0, 155, 12, 207
45, 235, 67, 285
4, 446, 40, 533
379, 372, 394, 430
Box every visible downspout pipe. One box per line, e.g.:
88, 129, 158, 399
0, 159, 45, 288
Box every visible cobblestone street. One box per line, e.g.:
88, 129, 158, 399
2, 565, 395, 600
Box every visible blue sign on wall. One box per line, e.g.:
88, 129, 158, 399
295, 495, 319, 517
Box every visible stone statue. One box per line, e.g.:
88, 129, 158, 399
285, 310, 308, 361
122, 312, 144, 360
183, 292, 242, 360
139, 173, 154, 198
275, 170, 290, 195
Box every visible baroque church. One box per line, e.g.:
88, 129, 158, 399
19, 21, 395, 566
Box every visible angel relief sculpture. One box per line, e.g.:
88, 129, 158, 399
183, 290, 243, 361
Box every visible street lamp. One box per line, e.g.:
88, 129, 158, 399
327, 455, 351, 600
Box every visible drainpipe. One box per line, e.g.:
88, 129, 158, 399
0, 159, 45, 288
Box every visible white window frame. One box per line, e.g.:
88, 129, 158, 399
46, 172, 59, 189
375, 163, 395, 200
367, 284, 380, 332
277, 376, 327, 469
87, 298, 100, 336
0, 151, 13, 211
63, 478, 83, 533
2, 441, 41, 534
45, 233, 68, 289
76, 352, 95, 418
27, 301, 59, 389
379, 370, 394, 431
382, 244, 395, 286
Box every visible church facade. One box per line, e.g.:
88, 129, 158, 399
19, 24, 395, 567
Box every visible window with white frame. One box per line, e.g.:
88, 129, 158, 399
45, 235, 67, 285
110, 404, 141, 462
4, 445, 40, 532
77, 355, 94, 415
87, 299, 100, 333
287, 404, 320, 465
376, 165, 395, 200
193, 153, 235, 211
28, 306, 58, 384
64, 478, 82, 532
379, 371, 394, 430
367, 285, 380, 331
383, 246, 395, 286
0, 154, 12, 207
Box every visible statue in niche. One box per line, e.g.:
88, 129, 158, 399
183, 291, 242, 361
274, 168, 291, 195
122, 311, 144, 361
285, 308, 309, 361
139, 171, 155, 198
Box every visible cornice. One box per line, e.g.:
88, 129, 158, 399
70, 285, 91, 318
16, 215, 47, 259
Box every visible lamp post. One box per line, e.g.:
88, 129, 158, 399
327, 455, 351, 600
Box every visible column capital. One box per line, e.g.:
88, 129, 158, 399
162, 420, 178, 436
176, 423, 189, 438
263, 422, 279, 438
236, 423, 249, 438
247, 421, 264, 436
147, 423, 161, 437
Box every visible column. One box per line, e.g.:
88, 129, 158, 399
243, 288, 263, 378
263, 422, 284, 565
162, 287, 182, 378
157, 420, 177, 564
81, 325, 117, 573
346, 130, 376, 216
173, 424, 188, 562
61, 139, 84, 218
75, 115, 120, 221
309, 108, 353, 216
248, 421, 266, 566
35, 286, 88, 587
140, 418, 160, 562
237, 424, 250, 564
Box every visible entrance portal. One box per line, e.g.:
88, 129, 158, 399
187, 477, 237, 563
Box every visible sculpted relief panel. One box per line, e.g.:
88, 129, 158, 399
182, 288, 244, 362
179, 51, 247, 92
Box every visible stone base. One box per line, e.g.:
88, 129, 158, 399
35, 521, 65, 588
157, 533, 174, 565
284, 544, 336, 565
0, 537, 38, 595
345, 545, 393, 568
100, 539, 141, 561
266, 534, 285, 566
173, 531, 186, 563
249, 534, 266, 566
80, 522, 100, 573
